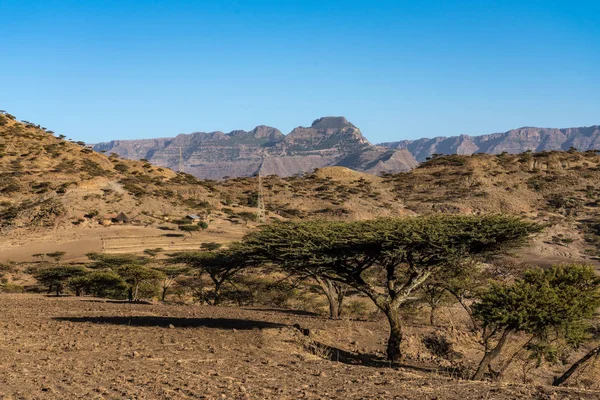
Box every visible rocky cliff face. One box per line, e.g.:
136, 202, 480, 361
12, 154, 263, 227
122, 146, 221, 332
94, 117, 417, 179
380, 126, 600, 162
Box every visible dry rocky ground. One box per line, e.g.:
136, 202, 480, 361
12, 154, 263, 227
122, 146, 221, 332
1, 295, 599, 399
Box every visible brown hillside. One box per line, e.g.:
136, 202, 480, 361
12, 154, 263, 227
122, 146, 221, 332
383, 151, 600, 266
0, 115, 405, 262
3, 112, 600, 267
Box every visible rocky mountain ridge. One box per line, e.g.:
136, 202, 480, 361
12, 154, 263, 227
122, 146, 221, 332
93, 117, 418, 179
94, 120, 600, 178
380, 125, 600, 162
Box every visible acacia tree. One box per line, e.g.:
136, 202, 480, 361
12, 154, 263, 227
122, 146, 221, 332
32, 253, 46, 262
68, 275, 89, 296
117, 264, 164, 302
471, 264, 600, 381
420, 281, 451, 326
143, 248, 164, 259
168, 244, 250, 305
86, 253, 161, 301
314, 277, 347, 319
85, 271, 128, 298
34, 266, 87, 296
154, 265, 189, 301
200, 242, 222, 251
243, 215, 541, 361
179, 225, 200, 236
46, 251, 66, 263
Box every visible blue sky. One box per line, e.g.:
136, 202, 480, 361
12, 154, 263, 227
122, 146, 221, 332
1, 0, 599, 144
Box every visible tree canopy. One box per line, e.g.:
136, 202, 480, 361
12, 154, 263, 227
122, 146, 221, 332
34, 266, 87, 296
168, 243, 252, 305
472, 264, 600, 380
243, 214, 542, 360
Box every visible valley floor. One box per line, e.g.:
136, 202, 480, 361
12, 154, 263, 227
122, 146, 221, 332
1, 295, 599, 399
0, 221, 246, 263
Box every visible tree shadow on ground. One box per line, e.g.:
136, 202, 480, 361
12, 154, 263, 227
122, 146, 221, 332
244, 307, 321, 317
306, 339, 467, 378
81, 299, 154, 304
54, 316, 287, 330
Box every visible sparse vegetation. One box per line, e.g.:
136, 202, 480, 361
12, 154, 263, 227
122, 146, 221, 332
4, 114, 600, 395
244, 215, 542, 361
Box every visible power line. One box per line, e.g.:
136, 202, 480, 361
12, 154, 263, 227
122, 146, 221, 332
257, 160, 266, 224
178, 147, 184, 173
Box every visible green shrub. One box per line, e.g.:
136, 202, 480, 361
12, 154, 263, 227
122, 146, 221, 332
0, 284, 24, 293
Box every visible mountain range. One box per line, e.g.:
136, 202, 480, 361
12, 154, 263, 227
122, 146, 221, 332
380, 125, 600, 162
93, 117, 417, 180
94, 118, 600, 179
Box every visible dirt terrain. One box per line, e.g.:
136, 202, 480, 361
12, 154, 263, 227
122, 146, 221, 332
1, 295, 599, 399
0, 221, 247, 263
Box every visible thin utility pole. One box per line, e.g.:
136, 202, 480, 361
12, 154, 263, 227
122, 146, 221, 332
257, 160, 266, 223
178, 147, 184, 173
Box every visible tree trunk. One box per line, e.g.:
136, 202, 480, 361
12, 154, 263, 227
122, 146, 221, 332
162, 286, 168, 301
316, 278, 345, 319
553, 345, 600, 386
55, 285, 61, 296
497, 336, 534, 381
472, 328, 514, 380
386, 310, 403, 362
448, 290, 477, 330
128, 287, 134, 302
323, 290, 340, 319
429, 304, 437, 326
75, 288, 81, 297
213, 281, 222, 305
133, 283, 139, 301
336, 284, 345, 317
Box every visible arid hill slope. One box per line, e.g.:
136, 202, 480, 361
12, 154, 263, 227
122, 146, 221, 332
382, 151, 600, 266
4, 111, 600, 266
0, 114, 407, 261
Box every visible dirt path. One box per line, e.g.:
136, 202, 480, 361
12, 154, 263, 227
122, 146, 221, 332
0, 295, 598, 399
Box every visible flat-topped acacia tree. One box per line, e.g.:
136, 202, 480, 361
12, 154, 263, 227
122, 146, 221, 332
243, 215, 542, 361
167, 243, 251, 305
86, 253, 162, 302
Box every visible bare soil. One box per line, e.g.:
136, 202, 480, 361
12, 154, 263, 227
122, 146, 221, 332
1, 295, 599, 399
0, 221, 246, 263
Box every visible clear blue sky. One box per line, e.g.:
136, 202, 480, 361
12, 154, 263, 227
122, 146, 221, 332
1, 0, 599, 144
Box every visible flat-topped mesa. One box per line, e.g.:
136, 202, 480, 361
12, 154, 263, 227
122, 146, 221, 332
310, 116, 355, 130
285, 116, 369, 147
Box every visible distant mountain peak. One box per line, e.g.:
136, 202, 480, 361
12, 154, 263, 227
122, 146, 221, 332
248, 125, 284, 139
93, 117, 415, 179
310, 116, 354, 130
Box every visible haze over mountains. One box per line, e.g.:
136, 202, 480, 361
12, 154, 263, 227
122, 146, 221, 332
94, 118, 600, 179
